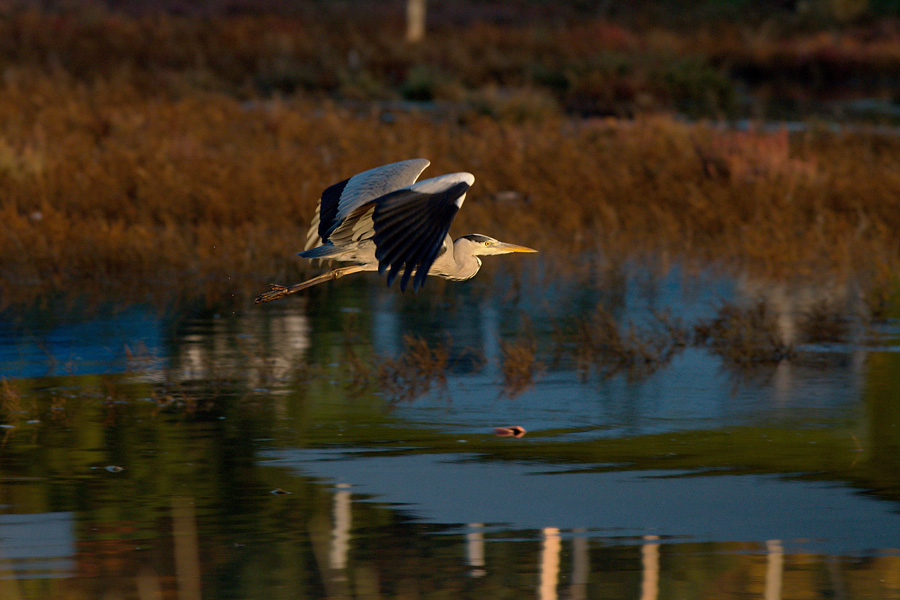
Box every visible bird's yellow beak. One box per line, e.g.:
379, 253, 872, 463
497, 242, 538, 253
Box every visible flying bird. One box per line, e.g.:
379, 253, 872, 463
255, 158, 536, 303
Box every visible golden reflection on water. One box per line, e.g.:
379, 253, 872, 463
172, 497, 201, 600
641, 535, 659, 600
330, 483, 352, 572
539, 527, 560, 600
0, 487, 899, 599
766, 540, 784, 600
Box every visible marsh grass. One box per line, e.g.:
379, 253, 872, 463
1, 9, 900, 306
694, 302, 796, 364
2, 89, 899, 306
4, 6, 900, 116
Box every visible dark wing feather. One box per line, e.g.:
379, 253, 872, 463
305, 159, 431, 251
373, 181, 469, 292
317, 178, 349, 241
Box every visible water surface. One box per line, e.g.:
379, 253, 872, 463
1, 262, 899, 599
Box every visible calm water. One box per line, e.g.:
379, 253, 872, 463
1, 262, 899, 600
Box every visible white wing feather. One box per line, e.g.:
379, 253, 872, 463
304, 158, 431, 250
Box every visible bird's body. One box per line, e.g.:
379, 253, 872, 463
302, 233, 483, 282
255, 159, 536, 303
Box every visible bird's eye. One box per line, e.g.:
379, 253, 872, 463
483, 240, 491, 246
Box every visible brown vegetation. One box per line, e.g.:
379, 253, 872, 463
499, 338, 543, 396
694, 302, 796, 364
1, 8, 900, 307
0, 8, 735, 116
562, 307, 689, 379
372, 335, 451, 402
796, 299, 853, 343
2, 83, 899, 305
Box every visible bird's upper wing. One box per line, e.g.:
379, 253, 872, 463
304, 158, 431, 251
373, 172, 474, 292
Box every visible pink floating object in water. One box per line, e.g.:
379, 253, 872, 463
493, 426, 526, 438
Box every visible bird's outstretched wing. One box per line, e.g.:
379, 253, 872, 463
304, 158, 431, 251
373, 173, 474, 292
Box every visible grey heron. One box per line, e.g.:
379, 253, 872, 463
255, 158, 536, 303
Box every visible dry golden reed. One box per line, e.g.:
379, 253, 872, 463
2, 84, 899, 302
1, 9, 900, 305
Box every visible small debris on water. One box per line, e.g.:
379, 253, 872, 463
494, 426, 526, 438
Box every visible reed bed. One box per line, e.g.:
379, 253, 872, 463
1, 9, 900, 306
3, 83, 899, 302
3, 6, 900, 117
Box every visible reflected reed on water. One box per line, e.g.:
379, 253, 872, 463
1, 262, 900, 599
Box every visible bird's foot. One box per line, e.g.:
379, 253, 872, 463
254, 283, 289, 304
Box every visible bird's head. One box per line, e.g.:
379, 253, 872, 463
458, 234, 537, 257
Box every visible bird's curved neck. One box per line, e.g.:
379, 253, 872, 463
450, 238, 482, 281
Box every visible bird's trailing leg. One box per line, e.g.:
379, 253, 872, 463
254, 265, 366, 303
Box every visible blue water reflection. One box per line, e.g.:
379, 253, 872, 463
0, 513, 75, 580
269, 449, 900, 555
0, 306, 163, 378
1, 262, 899, 599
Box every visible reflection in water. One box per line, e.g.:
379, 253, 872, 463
466, 523, 486, 578
136, 568, 163, 600
330, 483, 352, 573
0, 566, 24, 600
0, 513, 74, 581
538, 527, 560, 600
172, 497, 202, 600
171, 309, 311, 386
735, 275, 853, 347
569, 533, 589, 600
480, 302, 501, 379
1, 262, 900, 599
304, 471, 894, 600
304, 494, 810, 600
767, 539, 784, 600
734, 273, 870, 412
641, 535, 660, 600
